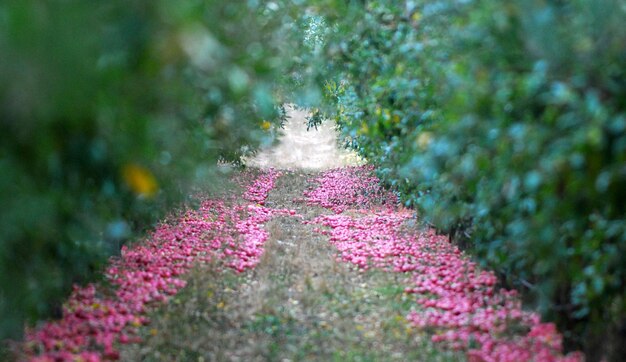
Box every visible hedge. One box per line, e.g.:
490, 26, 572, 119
312, 0, 626, 359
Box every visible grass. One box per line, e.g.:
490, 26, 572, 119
118, 171, 464, 361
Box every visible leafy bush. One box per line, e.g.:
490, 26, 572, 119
313, 0, 626, 359
0, 0, 289, 342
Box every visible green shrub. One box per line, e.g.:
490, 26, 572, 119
314, 0, 626, 358
0, 0, 289, 341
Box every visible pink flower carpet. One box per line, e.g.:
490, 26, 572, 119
304, 166, 583, 362
22, 169, 298, 361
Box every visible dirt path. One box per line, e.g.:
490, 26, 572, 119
119, 172, 457, 361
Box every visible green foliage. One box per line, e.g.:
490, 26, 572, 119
0, 0, 290, 341
312, 0, 626, 357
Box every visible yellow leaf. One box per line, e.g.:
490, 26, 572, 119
122, 164, 158, 198
261, 120, 272, 130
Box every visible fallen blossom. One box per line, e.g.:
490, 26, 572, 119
306, 166, 583, 362
22, 169, 296, 361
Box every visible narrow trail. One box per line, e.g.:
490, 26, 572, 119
117, 113, 456, 360
119, 172, 454, 361
245, 105, 363, 171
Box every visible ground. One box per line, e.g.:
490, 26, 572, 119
120, 111, 457, 360
119, 171, 460, 361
